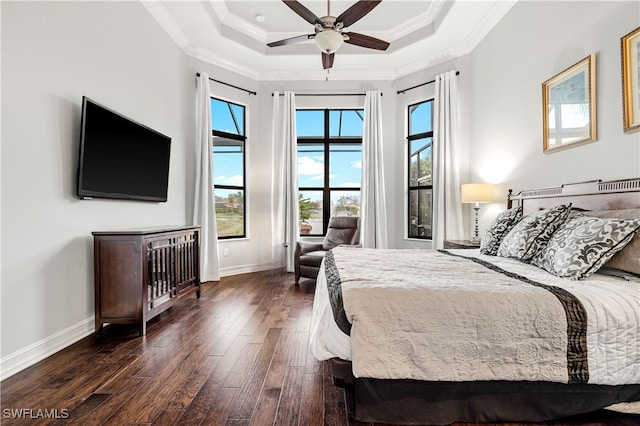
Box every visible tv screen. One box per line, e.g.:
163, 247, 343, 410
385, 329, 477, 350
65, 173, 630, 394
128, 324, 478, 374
77, 97, 171, 202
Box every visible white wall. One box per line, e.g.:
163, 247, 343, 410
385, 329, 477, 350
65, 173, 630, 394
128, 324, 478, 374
3, 0, 638, 380
182, 58, 401, 274
469, 0, 640, 230
185, 58, 273, 276
262, 79, 398, 256
392, 56, 473, 247
1, 1, 190, 377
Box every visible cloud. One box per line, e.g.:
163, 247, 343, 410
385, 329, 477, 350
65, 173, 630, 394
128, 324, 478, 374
340, 182, 360, 188
298, 155, 324, 180
350, 159, 362, 169
216, 174, 243, 186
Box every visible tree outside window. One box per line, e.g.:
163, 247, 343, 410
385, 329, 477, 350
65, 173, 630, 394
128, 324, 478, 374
211, 98, 246, 238
297, 109, 363, 236
408, 100, 433, 239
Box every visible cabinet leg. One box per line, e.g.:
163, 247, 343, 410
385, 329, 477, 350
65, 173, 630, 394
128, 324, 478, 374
96, 324, 103, 338
138, 322, 146, 336
196, 286, 201, 299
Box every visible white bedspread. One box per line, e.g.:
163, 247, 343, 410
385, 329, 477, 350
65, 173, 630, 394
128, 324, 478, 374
309, 247, 640, 386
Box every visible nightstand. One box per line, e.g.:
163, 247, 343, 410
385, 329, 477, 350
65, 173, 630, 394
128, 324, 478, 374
443, 239, 480, 249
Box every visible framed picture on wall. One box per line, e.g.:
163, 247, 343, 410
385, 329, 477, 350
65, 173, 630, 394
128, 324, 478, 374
622, 26, 640, 134
542, 54, 596, 153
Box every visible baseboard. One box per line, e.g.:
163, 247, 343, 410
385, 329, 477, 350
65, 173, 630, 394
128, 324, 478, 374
219, 261, 281, 278
0, 317, 94, 381
0, 264, 281, 380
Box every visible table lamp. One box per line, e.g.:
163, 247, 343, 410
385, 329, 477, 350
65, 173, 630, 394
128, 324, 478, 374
461, 183, 493, 242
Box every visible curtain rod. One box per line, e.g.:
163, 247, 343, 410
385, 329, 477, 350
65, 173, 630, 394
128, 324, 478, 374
196, 73, 256, 96
271, 92, 382, 97
396, 71, 460, 95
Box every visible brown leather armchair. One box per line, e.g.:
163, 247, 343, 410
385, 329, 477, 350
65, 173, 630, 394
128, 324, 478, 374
295, 216, 360, 284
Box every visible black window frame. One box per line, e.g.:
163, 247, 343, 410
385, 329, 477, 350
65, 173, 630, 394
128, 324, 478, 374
297, 108, 363, 236
407, 99, 434, 240
211, 97, 247, 239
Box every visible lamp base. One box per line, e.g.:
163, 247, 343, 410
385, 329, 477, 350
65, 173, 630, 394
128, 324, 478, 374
472, 204, 481, 243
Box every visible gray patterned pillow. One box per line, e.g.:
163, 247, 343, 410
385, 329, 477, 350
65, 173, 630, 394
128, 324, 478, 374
586, 209, 640, 275
480, 205, 523, 255
531, 215, 640, 280
497, 204, 572, 261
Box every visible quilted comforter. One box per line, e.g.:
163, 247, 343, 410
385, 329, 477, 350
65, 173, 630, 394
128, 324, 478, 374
311, 246, 640, 386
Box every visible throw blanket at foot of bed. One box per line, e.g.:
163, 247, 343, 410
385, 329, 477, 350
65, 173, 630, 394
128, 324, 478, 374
324, 246, 639, 386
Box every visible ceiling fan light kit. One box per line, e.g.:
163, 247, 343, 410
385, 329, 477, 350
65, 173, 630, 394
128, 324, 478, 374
314, 30, 344, 53
268, 0, 389, 70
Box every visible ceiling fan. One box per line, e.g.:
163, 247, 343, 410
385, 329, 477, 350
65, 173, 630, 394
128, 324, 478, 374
267, 0, 390, 70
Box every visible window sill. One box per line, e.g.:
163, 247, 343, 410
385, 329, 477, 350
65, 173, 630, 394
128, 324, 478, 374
218, 237, 250, 243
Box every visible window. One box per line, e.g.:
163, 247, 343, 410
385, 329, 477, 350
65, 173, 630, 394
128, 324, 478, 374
297, 109, 363, 236
211, 98, 246, 238
407, 100, 433, 239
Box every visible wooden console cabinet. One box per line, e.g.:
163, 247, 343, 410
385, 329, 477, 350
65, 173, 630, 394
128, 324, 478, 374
92, 226, 201, 337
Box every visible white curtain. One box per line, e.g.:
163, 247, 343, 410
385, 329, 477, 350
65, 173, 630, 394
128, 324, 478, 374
271, 91, 299, 272
361, 91, 388, 248
432, 71, 464, 249
193, 72, 220, 281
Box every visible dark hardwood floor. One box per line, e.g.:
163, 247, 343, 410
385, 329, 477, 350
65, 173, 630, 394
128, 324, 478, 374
1, 269, 638, 426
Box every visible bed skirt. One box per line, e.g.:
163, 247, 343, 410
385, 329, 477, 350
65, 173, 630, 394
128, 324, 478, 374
331, 359, 640, 425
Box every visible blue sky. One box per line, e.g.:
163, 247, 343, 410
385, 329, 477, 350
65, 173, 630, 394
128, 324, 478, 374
211, 102, 363, 189
295, 109, 363, 189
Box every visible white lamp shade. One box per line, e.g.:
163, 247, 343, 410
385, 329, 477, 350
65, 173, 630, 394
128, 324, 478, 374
315, 30, 344, 53
461, 183, 493, 203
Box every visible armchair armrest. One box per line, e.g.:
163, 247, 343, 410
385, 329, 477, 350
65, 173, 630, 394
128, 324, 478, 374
297, 241, 324, 255
295, 240, 325, 284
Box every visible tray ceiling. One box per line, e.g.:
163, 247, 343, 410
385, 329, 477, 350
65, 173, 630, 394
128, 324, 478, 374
143, 0, 517, 81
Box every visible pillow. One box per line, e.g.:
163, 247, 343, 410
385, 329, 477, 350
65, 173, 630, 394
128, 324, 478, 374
480, 205, 523, 255
585, 209, 640, 275
497, 204, 572, 261
531, 215, 640, 280
323, 227, 357, 250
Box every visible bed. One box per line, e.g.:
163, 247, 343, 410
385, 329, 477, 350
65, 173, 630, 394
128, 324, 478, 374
309, 177, 640, 425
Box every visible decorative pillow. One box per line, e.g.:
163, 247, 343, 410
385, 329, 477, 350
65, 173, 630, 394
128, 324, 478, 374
480, 205, 523, 255
497, 204, 572, 261
586, 209, 640, 275
531, 215, 640, 280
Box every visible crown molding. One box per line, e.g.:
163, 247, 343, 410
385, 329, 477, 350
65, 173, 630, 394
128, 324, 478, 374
257, 66, 397, 82
210, 0, 269, 43
140, 1, 192, 49
186, 46, 261, 81
145, 0, 518, 84
386, 0, 446, 41
460, 0, 517, 53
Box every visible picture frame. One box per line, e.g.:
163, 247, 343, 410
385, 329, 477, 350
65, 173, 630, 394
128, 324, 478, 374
622, 26, 640, 134
542, 54, 596, 153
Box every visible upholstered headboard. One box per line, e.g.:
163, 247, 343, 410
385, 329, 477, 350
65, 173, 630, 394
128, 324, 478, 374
507, 177, 640, 275
507, 178, 640, 215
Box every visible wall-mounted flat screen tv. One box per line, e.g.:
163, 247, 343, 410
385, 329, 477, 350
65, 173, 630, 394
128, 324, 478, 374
76, 96, 171, 202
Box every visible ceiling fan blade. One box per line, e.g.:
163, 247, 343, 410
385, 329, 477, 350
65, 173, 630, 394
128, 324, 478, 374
343, 32, 389, 50
336, 0, 381, 27
282, 0, 321, 25
267, 33, 315, 47
322, 52, 335, 69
